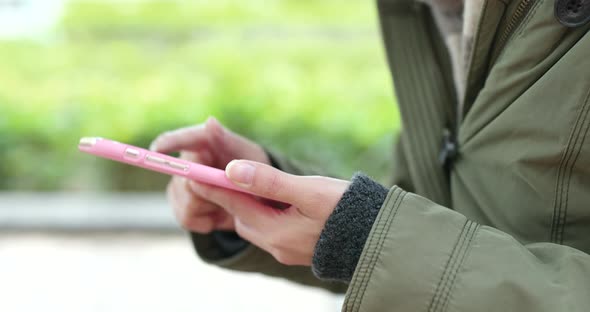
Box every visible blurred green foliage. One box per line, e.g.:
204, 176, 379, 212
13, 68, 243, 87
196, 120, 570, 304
61, 0, 376, 32
0, 0, 400, 191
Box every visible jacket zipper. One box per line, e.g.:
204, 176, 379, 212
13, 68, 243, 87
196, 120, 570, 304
447, 0, 537, 173
490, 0, 537, 65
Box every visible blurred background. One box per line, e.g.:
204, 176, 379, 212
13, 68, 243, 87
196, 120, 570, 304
0, 0, 400, 311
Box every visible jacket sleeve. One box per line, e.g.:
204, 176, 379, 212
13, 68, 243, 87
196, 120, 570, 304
343, 185, 590, 312
189, 147, 354, 294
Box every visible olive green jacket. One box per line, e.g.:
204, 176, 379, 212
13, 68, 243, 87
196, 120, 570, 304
193, 0, 590, 310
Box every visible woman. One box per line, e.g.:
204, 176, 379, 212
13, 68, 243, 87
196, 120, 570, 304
150, 0, 590, 310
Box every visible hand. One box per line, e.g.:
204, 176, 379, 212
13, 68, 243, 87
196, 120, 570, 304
190, 159, 350, 266
150, 117, 270, 234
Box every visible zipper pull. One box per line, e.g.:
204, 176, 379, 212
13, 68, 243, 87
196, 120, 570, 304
439, 128, 458, 174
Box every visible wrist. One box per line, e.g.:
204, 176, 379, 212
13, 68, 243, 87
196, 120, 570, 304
312, 173, 389, 282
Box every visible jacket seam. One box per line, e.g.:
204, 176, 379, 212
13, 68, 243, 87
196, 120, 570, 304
560, 117, 590, 242
551, 104, 579, 243
428, 220, 479, 312
551, 95, 584, 242
441, 223, 480, 312
435, 221, 476, 312
428, 220, 470, 312
558, 88, 590, 243
344, 187, 406, 311
343, 186, 397, 310
515, 0, 544, 38
551, 87, 590, 244
343, 187, 395, 309
350, 189, 406, 311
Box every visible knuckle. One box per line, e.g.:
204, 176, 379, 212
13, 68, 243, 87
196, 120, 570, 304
180, 216, 213, 233
267, 232, 286, 250
225, 195, 240, 211
234, 222, 247, 238
200, 185, 213, 198
306, 189, 325, 207
192, 184, 211, 199
178, 215, 194, 230
206, 124, 225, 144
193, 221, 215, 234
171, 176, 185, 192
200, 189, 214, 202
155, 131, 172, 142
263, 173, 284, 197
165, 181, 175, 199
306, 188, 325, 205
168, 176, 182, 191
273, 250, 295, 265
178, 201, 200, 226
180, 151, 200, 163
179, 205, 193, 223
178, 151, 191, 160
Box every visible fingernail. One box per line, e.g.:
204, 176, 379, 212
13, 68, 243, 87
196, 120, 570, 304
226, 160, 255, 187
149, 141, 158, 151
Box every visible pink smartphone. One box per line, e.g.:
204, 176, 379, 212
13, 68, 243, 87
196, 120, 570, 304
78, 137, 253, 195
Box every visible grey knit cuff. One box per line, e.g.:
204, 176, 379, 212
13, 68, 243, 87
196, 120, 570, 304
312, 172, 389, 282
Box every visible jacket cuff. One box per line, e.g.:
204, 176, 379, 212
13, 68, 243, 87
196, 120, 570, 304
312, 172, 389, 282
342, 187, 480, 311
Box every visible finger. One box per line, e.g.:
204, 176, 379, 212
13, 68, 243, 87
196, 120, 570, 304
167, 177, 190, 220
187, 198, 220, 217
179, 150, 214, 167
170, 181, 232, 233
179, 178, 227, 217
150, 117, 226, 154
169, 177, 218, 222
150, 124, 210, 154
166, 178, 207, 232
224, 160, 313, 206
233, 218, 270, 251
210, 210, 235, 230
188, 180, 277, 228
204, 117, 269, 164
166, 178, 182, 215
183, 216, 215, 234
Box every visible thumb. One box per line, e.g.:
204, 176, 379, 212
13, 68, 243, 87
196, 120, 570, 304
225, 160, 306, 205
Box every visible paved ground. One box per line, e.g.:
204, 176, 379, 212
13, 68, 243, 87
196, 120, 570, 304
0, 233, 341, 312
0, 192, 177, 231
0, 193, 341, 311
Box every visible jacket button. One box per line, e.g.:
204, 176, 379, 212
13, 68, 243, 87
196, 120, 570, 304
555, 0, 590, 27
